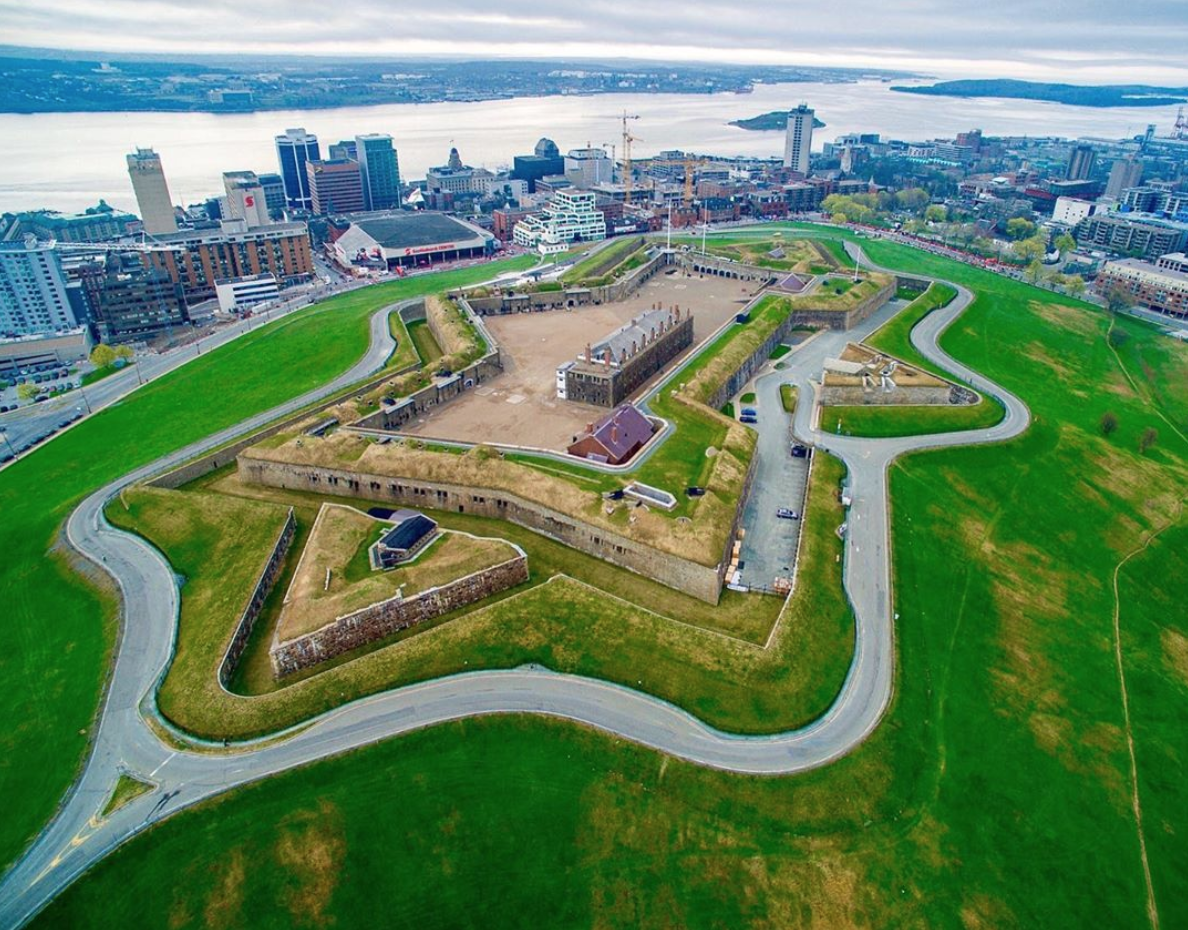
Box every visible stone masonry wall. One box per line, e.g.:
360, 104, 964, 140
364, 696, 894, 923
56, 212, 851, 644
219, 507, 295, 686
270, 555, 529, 677
238, 455, 725, 603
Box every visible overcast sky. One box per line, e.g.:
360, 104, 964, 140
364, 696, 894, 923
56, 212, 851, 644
2, 0, 1187, 84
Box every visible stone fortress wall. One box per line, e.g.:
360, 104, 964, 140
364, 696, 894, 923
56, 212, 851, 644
219, 508, 296, 686
270, 552, 529, 678
237, 454, 726, 604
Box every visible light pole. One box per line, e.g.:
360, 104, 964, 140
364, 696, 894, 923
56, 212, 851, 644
666, 202, 673, 250
0, 427, 16, 459
78, 383, 92, 414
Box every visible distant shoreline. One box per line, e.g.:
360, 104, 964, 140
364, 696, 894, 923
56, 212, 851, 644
891, 79, 1187, 108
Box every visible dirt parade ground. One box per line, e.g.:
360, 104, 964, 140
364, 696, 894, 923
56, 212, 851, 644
401, 269, 761, 451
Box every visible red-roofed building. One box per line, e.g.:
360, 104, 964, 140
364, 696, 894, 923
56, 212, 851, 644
567, 404, 655, 466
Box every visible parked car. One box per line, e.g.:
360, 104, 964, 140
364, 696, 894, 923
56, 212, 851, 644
685, 486, 706, 497
739, 414, 758, 424
741, 407, 757, 417
776, 508, 800, 520
790, 444, 809, 458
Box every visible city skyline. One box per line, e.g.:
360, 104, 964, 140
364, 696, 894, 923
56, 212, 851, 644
1, 0, 1187, 84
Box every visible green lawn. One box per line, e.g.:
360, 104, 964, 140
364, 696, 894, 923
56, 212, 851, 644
38, 230, 1188, 928
0, 257, 535, 873
406, 319, 443, 366
779, 383, 798, 413
560, 236, 643, 285
819, 399, 1004, 437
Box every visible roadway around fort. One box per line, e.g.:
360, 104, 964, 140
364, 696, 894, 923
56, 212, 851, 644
0, 243, 1030, 928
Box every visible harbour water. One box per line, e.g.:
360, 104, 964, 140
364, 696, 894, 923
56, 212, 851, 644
0, 79, 1180, 213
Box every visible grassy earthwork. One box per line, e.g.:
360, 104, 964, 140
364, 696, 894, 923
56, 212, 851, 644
34, 229, 1188, 928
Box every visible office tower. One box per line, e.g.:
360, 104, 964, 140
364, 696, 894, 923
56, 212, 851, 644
0, 239, 78, 335
306, 159, 365, 215
222, 171, 270, 227
126, 147, 178, 234
1105, 157, 1144, 200
564, 147, 612, 188
328, 139, 358, 161
275, 127, 321, 211
355, 134, 402, 210
257, 173, 287, 220
1066, 143, 1096, 181
783, 104, 815, 174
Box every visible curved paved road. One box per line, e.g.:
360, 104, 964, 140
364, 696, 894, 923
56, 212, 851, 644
0, 246, 1028, 928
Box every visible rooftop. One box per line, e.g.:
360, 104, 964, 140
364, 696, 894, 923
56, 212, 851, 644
351, 213, 490, 249
586, 306, 685, 367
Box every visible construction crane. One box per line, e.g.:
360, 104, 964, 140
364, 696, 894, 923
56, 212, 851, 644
647, 156, 710, 205
620, 111, 641, 205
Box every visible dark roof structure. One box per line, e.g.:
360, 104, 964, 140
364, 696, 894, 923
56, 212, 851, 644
568, 404, 654, 465
353, 213, 486, 250
379, 513, 437, 552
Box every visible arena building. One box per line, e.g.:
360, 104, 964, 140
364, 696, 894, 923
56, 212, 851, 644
556, 305, 694, 407
332, 212, 495, 270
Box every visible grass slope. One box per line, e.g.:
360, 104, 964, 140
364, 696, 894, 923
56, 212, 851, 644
0, 257, 534, 872
39, 233, 1188, 928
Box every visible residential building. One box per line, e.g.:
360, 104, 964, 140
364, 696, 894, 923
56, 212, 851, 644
783, 104, 815, 174
512, 189, 606, 254
307, 159, 365, 215
214, 273, 281, 314
564, 147, 613, 189
1065, 143, 1096, 181
275, 128, 321, 211
557, 306, 693, 407
1096, 258, 1188, 317
126, 147, 177, 234
222, 171, 271, 228
1105, 157, 1144, 199
1121, 186, 1188, 217
0, 239, 78, 336
1156, 252, 1188, 274
140, 220, 315, 301
492, 206, 540, 243
1053, 197, 1099, 226
355, 134, 402, 211
1074, 212, 1188, 260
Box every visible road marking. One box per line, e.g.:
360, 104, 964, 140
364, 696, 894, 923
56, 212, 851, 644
149, 752, 175, 778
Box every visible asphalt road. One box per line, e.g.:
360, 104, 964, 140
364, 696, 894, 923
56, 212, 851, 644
0, 244, 1030, 928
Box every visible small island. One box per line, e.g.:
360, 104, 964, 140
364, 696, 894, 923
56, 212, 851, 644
891, 79, 1188, 108
730, 111, 828, 131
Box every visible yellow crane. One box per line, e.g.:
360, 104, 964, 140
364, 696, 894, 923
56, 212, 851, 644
620, 111, 641, 204
648, 156, 709, 205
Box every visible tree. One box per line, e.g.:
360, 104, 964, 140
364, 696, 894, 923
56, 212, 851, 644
1054, 232, 1076, 255
1065, 275, 1086, 299
1006, 217, 1037, 240
17, 382, 38, 402
1013, 235, 1047, 264
1108, 328, 1131, 349
113, 345, 134, 362
924, 204, 948, 223
1139, 427, 1158, 454
894, 188, 930, 213
1100, 412, 1118, 436
90, 344, 116, 368
1104, 284, 1132, 315
1026, 259, 1044, 284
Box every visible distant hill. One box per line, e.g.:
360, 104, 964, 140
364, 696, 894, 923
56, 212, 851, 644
891, 79, 1188, 108
730, 112, 828, 131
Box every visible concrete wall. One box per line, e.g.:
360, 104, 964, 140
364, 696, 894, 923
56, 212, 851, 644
238, 455, 725, 603
787, 280, 896, 332
219, 507, 295, 686
819, 384, 960, 406
270, 555, 529, 676
676, 252, 776, 283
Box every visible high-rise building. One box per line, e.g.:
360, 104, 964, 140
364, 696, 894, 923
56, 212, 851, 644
257, 173, 287, 220
513, 138, 565, 193
79, 254, 189, 344
222, 171, 271, 228
1105, 157, 1145, 200
274, 128, 321, 211
328, 139, 358, 161
1065, 143, 1096, 181
783, 104, 815, 174
307, 159, 366, 215
356, 134, 402, 211
0, 239, 78, 336
564, 147, 613, 189
126, 147, 178, 234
